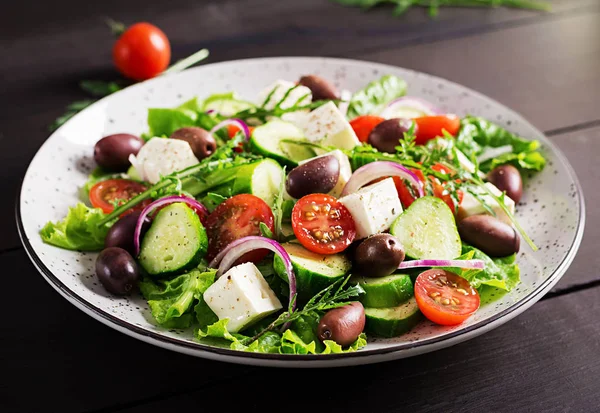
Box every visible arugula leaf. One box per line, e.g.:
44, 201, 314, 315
80, 80, 122, 97
40, 203, 113, 251
259, 222, 275, 239
447, 243, 520, 291
140, 269, 216, 328
198, 192, 228, 213
347, 75, 407, 119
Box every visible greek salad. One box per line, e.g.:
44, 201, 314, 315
41, 73, 546, 354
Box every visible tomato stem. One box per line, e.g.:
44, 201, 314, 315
105, 18, 126, 37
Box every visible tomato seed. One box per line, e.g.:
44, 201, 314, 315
312, 205, 320, 212
429, 292, 441, 298
451, 298, 460, 305
441, 298, 451, 305
456, 288, 468, 295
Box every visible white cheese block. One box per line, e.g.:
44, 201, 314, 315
338, 178, 403, 239
298, 150, 352, 198
129, 138, 199, 184
257, 80, 312, 110
295, 101, 360, 150
458, 182, 516, 225
203, 262, 282, 333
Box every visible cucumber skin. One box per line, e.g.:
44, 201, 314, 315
273, 255, 346, 302
364, 307, 423, 338
353, 274, 414, 308
249, 137, 299, 168
139, 204, 208, 278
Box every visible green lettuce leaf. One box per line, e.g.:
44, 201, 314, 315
40, 203, 112, 251
323, 333, 367, 354
140, 269, 216, 328
146, 107, 197, 139
347, 75, 407, 119
446, 243, 520, 291
455, 116, 546, 172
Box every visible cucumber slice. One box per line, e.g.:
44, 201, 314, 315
139, 203, 208, 277
249, 158, 284, 207
273, 243, 351, 301
352, 274, 413, 308
390, 196, 461, 260
364, 297, 422, 338
203, 97, 254, 117
250, 120, 315, 167
126, 165, 142, 181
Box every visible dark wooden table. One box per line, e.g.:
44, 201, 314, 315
3, 1, 600, 412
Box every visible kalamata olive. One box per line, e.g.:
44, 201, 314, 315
368, 118, 416, 153
298, 75, 340, 101
458, 215, 520, 257
95, 247, 140, 295
104, 211, 151, 255
94, 133, 144, 172
286, 155, 340, 199
170, 127, 217, 160
317, 302, 366, 346
354, 234, 405, 277
487, 164, 523, 203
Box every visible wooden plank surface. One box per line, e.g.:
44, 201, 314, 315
5, 233, 598, 413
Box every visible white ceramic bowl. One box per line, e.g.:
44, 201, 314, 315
17, 57, 585, 367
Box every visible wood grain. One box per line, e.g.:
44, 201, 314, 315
359, 9, 600, 132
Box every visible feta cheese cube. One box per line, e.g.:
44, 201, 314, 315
458, 182, 516, 225
298, 150, 352, 198
129, 138, 199, 184
203, 262, 282, 333
257, 80, 312, 110
295, 101, 360, 150
339, 178, 403, 239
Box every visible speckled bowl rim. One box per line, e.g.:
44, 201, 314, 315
16, 57, 585, 367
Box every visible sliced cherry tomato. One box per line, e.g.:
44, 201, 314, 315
414, 115, 461, 145
414, 269, 480, 326
89, 179, 150, 215
204, 194, 274, 263
113, 23, 171, 81
350, 115, 385, 143
291, 194, 356, 254
227, 124, 255, 139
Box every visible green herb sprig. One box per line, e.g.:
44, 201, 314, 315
331, 0, 550, 17
241, 276, 364, 345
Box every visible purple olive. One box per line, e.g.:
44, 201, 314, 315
170, 127, 216, 160
298, 75, 340, 101
95, 247, 140, 295
487, 165, 523, 203
286, 155, 340, 199
317, 302, 366, 346
354, 234, 405, 277
368, 118, 416, 153
94, 133, 144, 172
104, 211, 150, 255
458, 215, 520, 257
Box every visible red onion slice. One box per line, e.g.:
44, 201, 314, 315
399, 259, 485, 270
209, 118, 250, 140
380, 96, 442, 119
209, 236, 297, 311
342, 161, 424, 198
133, 195, 208, 257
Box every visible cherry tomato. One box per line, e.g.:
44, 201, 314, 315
204, 194, 275, 263
414, 269, 480, 326
89, 179, 150, 214
291, 194, 356, 254
113, 23, 171, 81
349, 115, 385, 143
227, 124, 255, 139
414, 115, 461, 145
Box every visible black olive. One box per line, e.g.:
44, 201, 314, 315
94, 133, 144, 172
317, 302, 365, 346
298, 75, 340, 101
170, 127, 217, 160
95, 247, 140, 295
487, 164, 523, 203
354, 234, 405, 277
285, 155, 340, 199
368, 118, 416, 153
104, 211, 151, 255
458, 215, 520, 257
